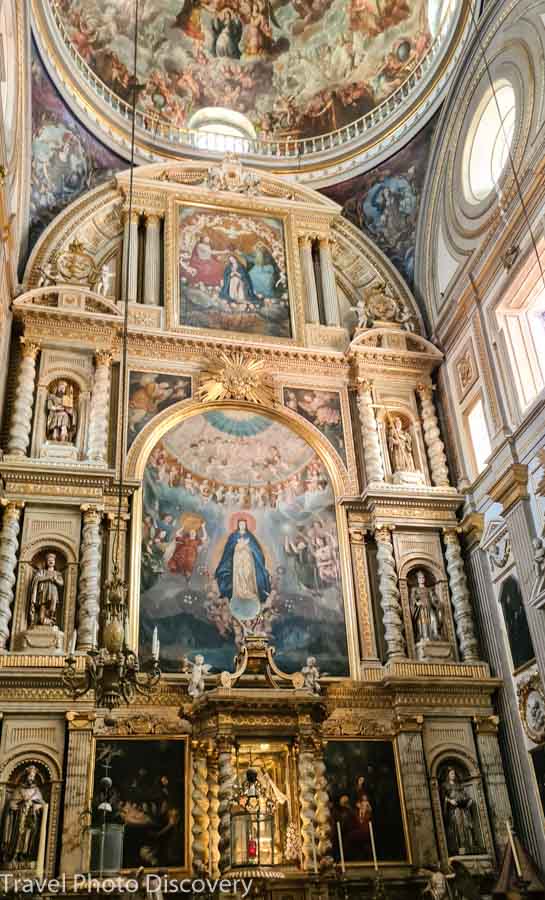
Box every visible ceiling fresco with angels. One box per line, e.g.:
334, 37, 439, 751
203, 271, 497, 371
54, 0, 452, 138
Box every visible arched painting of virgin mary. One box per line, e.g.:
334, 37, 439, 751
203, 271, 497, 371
215, 515, 271, 621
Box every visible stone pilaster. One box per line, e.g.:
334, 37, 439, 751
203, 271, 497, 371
87, 351, 112, 464
299, 236, 320, 324
318, 237, 339, 327
77, 505, 102, 650
396, 718, 438, 868
7, 339, 39, 457
0, 501, 23, 651
349, 525, 378, 659
375, 526, 406, 660
191, 740, 210, 875
121, 209, 140, 303
443, 527, 479, 662
417, 383, 450, 487
143, 213, 161, 305
356, 379, 384, 485
60, 712, 96, 874
473, 716, 512, 860
217, 737, 236, 873
298, 740, 318, 872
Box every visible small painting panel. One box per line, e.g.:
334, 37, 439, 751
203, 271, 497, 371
178, 207, 292, 339
128, 372, 192, 448
92, 738, 187, 870
324, 740, 408, 865
499, 575, 535, 672
283, 388, 347, 466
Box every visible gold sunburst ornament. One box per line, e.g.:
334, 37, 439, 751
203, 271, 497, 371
197, 352, 276, 406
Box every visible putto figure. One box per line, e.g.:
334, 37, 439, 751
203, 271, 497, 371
0, 765, 46, 864
46, 379, 77, 443
29, 552, 64, 628
301, 656, 322, 694
184, 653, 212, 699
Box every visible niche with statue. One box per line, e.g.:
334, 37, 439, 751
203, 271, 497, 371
0, 761, 51, 876
436, 760, 486, 860
377, 409, 427, 486
30, 349, 94, 461
400, 565, 455, 662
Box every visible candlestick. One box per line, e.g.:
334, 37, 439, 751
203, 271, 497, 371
152, 626, 158, 659
336, 820, 346, 874
91, 618, 98, 649
69, 629, 77, 655
310, 821, 318, 874
506, 820, 523, 879
369, 820, 378, 872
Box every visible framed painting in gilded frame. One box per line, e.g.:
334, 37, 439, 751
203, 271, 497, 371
126, 369, 193, 450
90, 737, 189, 871
175, 204, 294, 340
323, 739, 410, 866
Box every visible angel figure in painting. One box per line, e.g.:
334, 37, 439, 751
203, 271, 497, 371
215, 517, 271, 621
183, 654, 212, 699
167, 522, 208, 584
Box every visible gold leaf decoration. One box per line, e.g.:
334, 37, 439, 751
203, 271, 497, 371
197, 351, 276, 406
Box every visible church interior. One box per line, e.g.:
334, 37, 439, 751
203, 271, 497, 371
1, 0, 545, 897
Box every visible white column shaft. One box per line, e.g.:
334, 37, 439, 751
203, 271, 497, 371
143, 215, 161, 306
7, 342, 39, 456
418, 384, 450, 487
357, 381, 385, 484
444, 528, 479, 662
121, 213, 140, 303
319, 239, 339, 326
87, 352, 112, 463
77, 507, 102, 650
0, 503, 23, 650
299, 238, 320, 323
375, 527, 406, 660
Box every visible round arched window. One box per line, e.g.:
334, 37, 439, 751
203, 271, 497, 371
188, 107, 256, 153
465, 82, 516, 202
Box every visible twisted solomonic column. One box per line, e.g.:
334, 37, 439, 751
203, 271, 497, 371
207, 749, 220, 877
217, 738, 236, 873
375, 526, 406, 660
0, 501, 24, 651
191, 742, 210, 874
298, 743, 317, 872
77, 506, 102, 650
87, 351, 112, 463
7, 340, 39, 457
417, 383, 450, 487
357, 379, 385, 485
443, 527, 479, 662
314, 751, 333, 863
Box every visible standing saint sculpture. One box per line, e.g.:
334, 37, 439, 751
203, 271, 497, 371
29, 552, 63, 628
46, 380, 77, 443
214, 517, 271, 621
387, 416, 416, 473
410, 571, 443, 643
441, 767, 477, 856
0, 765, 46, 865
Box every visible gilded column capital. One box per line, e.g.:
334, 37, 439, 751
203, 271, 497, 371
298, 234, 312, 247
144, 212, 162, 227
66, 711, 97, 730
442, 525, 462, 543
472, 714, 499, 735
357, 378, 374, 393
0, 499, 25, 516
122, 208, 141, 226
459, 513, 485, 549
489, 464, 529, 514
375, 524, 395, 541
95, 350, 113, 368
395, 713, 424, 733
19, 338, 40, 359
416, 382, 434, 400
349, 526, 368, 545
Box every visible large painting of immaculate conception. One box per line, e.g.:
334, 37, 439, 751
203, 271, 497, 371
324, 741, 408, 865
178, 207, 292, 339
91, 739, 187, 870
139, 410, 348, 674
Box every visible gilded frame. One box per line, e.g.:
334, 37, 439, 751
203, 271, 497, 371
321, 737, 412, 868
87, 734, 191, 875
165, 196, 305, 343
124, 398, 359, 678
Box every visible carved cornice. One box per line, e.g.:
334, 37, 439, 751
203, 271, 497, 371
459, 512, 485, 549
488, 464, 529, 514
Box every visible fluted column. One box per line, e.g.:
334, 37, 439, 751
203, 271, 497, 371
357, 379, 385, 484
417, 383, 450, 487
375, 525, 406, 660
318, 237, 339, 326
217, 737, 236, 873
143, 213, 161, 305
77, 505, 102, 650
0, 501, 23, 651
192, 741, 210, 875
60, 712, 96, 874
7, 339, 39, 457
298, 741, 318, 872
87, 351, 112, 463
443, 527, 479, 661
121, 209, 140, 303
299, 236, 320, 324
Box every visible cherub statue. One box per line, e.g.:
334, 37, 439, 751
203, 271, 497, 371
183, 653, 212, 699
301, 656, 322, 694
95, 265, 114, 297
422, 871, 450, 900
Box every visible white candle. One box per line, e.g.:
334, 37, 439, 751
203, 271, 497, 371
506, 821, 522, 879
369, 820, 378, 872
152, 626, 158, 659
336, 821, 345, 874
124, 618, 130, 650
69, 629, 77, 655
310, 821, 318, 874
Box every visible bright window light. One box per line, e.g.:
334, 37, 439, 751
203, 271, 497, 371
467, 398, 492, 474
467, 83, 516, 202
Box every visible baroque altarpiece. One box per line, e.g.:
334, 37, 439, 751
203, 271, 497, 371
0, 158, 512, 897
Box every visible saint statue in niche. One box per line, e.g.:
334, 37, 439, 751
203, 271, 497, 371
0, 765, 46, 865
387, 416, 416, 473
46, 379, 77, 443
214, 516, 271, 621
29, 552, 63, 628
410, 570, 444, 643
441, 767, 478, 856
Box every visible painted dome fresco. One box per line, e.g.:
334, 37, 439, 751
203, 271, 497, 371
36, 0, 468, 175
